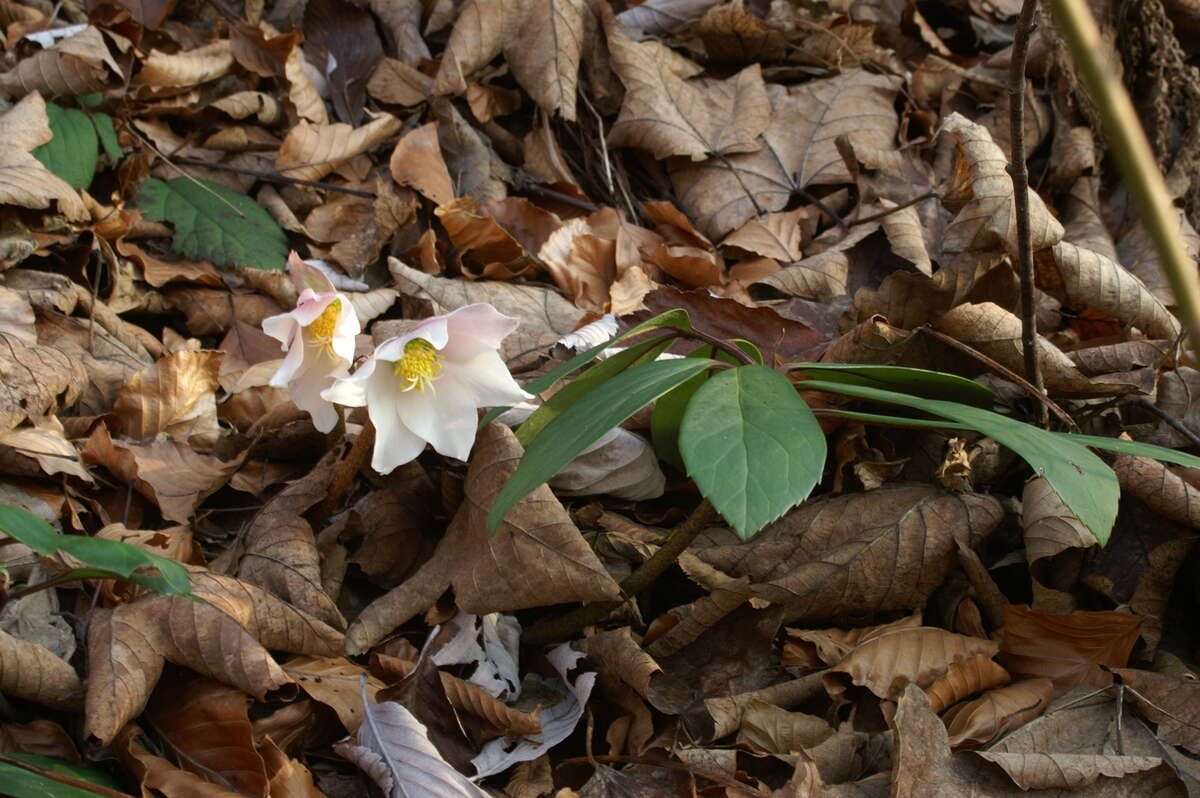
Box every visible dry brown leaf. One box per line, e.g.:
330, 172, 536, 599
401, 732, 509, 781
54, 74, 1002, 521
696, 1, 787, 62
616, 0, 719, 34
276, 114, 401, 182
0, 414, 89, 481
435, 197, 531, 277
576, 627, 662, 699
940, 113, 1062, 258
1037, 241, 1181, 339
925, 654, 1011, 713
505, 0, 586, 121
134, 41, 234, 89
113, 725, 246, 798
146, 673, 268, 797
644, 577, 754, 660
82, 424, 239, 523
0, 93, 88, 221
429, 98, 511, 202
390, 122, 455, 206
783, 613, 922, 668
604, 8, 769, 161
1023, 476, 1097, 568
111, 350, 222, 447
829, 626, 998, 701
670, 70, 901, 238
260, 736, 326, 798
942, 678, 1055, 749
722, 208, 805, 262
348, 479, 438, 588
538, 215, 618, 313
737, 699, 835, 756
754, 222, 877, 301
975, 751, 1166, 791
0, 26, 116, 98
284, 42, 329, 124
0, 628, 83, 711
1113, 668, 1200, 755
998, 605, 1142, 693
282, 656, 385, 733
389, 257, 585, 364
685, 484, 1003, 623
368, 56, 435, 105
1118, 209, 1200, 304
1069, 340, 1168, 375
85, 570, 344, 744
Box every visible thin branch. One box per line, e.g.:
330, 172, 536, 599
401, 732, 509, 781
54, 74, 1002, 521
1009, 0, 1047, 425
918, 326, 1078, 429
668, 326, 757, 366
846, 191, 940, 227
1123, 395, 1200, 449
172, 157, 378, 198
0, 753, 136, 798
1046, 0, 1200, 357
522, 500, 718, 645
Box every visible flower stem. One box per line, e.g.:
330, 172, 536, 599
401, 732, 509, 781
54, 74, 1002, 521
311, 418, 375, 529
522, 499, 718, 645
668, 326, 757, 366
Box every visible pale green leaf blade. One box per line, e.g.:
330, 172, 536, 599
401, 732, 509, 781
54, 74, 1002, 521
680, 365, 826, 539
136, 177, 288, 271
32, 103, 98, 190
488, 358, 715, 532
0, 753, 122, 798
789, 363, 995, 408
1057, 432, 1200, 470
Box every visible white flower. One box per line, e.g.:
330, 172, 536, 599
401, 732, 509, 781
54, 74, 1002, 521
322, 304, 531, 474
263, 285, 360, 433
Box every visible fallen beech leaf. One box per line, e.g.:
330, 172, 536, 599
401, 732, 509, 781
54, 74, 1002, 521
146, 673, 268, 797
276, 114, 402, 182
670, 70, 901, 238
85, 570, 344, 744
575, 627, 662, 699
942, 678, 1054, 748
112, 350, 222, 447
134, 41, 234, 89
283, 656, 385, 733
722, 208, 806, 262
925, 654, 1011, 713
285, 41, 329, 124
504, 0, 587, 121
0, 26, 117, 99
998, 605, 1142, 692
940, 113, 1063, 258
686, 484, 1003, 623
113, 726, 246, 798
783, 613, 922, 668
538, 216, 618, 313
0, 417, 90, 480
737, 699, 835, 755
830, 626, 998, 700
754, 221, 878, 301
616, 0, 719, 34
0, 628, 83, 711
975, 751, 1165, 790
1023, 476, 1098, 566
1113, 668, 1200, 755
0, 93, 88, 222
604, 8, 769, 161
390, 122, 455, 206
1117, 209, 1200, 305
303, 0, 384, 125
260, 736, 324, 798
1037, 241, 1180, 340
368, 57, 436, 105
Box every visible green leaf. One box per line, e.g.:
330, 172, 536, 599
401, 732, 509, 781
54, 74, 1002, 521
488, 358, 716, 532
77, 93, 103, 108
0, 505, 193, 598
800, 380, 1119, 542
32, 103, 98, 190
789, 363, 995, 408
136, 177, 288, 271
1057, 432, 1200, 470
516, 334, 675, 446
680, 365, 827, 539
479, 308, 692, 428
90, 113, 122, 162
0, 753, 121, 798
814, 408, 971, 431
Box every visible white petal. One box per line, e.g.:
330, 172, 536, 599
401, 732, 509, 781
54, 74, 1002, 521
290, 350, 341, 432
394, 382, 477, 461
442, 304, 519, 361
322, 355, 377, 407
269, 336, 306, 387
367, 380, 428, 473
441, 350, 531, 407
291, 290, 338, 326
262, 312, 299, 347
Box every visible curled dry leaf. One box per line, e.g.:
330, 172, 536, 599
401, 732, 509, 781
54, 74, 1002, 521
671, 70, 901, 238
829, 626, 998, 701
0, 627, 83, 711
940, 112, 1063, 258
998, 605, 1142, 692
604, 9, 769, 161
754, 222, 878, 301
783, 613, 922, 668
942, 677, 1054, 749
276, 113, 402, 182
686, 484, 1004, 623
616, 0, 719, 34
0, 93, 88, 222
0, 416, 90, 481
1037, 241, 1180, 340
112, 349, 223, 447
134, 41, 234, 89
575, 627, 662, 700
283, 656, 385, 733
113, 726, 246, 798
925, 654, 1011, 713
85, 569, 343, 744
0, 26, 117, 99
737, 699, 835, 756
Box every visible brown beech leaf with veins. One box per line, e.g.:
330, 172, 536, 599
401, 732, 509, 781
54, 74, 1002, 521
390, 122, 455, 207
975, 750, 1167, 791
828, 626, 999, 701
504, 0, 587, 121
0, 94, 88, 222
113, 726, 246, 798
1112, 668, 1200, 755
1023, 477, 1097, 606
146, 673, 268, 797
943, 678, 1055, 749
283, 656, 385, 733
576, 627, 662, 700
85, 569, 344, 745
925, 654, 1011, 713
345, 424, 620, 654
1117, 208, 1200, 305
737, 699, 835, 757
670, 70, 901, 238
133, 41, 234, 90
303, 0, 384, 125
0, 332, 84, 433
686, 484, 1003, 623
998, 605, 1141, 693
276, 114, 402, 182
0, 26, 117, 99
603, 5, 770, 161
722, 207, 806, 262
112, 350, 223, 448
0, 628, 83, 711
940, 112, 1063, 258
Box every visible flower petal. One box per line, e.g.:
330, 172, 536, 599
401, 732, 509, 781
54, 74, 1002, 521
289, 349, 343, 431
269, 335, 306, 387
439, 350, 531, 407
291, 289, 338, 326
367, 377, 428, 473
262, 312, 299, 348
442, 304, 520, 361
394, 382, 478, 461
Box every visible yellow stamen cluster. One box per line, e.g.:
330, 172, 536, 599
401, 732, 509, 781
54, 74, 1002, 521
392, 337, 443, 392
306, 298, 342, 351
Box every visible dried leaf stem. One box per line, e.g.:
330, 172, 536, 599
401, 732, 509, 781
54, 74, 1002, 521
522, 499, 717, 645
1009, 0, 1046, 419
1046, 0, 1200, 356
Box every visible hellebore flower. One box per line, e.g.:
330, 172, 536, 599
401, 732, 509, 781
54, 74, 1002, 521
322, 304, 530, 474
262, 257, 361, 432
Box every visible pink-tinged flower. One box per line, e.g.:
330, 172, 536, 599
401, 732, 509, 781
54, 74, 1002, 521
322, 304, 531, 474
263, 282, 360, 433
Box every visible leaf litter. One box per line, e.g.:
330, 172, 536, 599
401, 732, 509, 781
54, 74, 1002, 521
4, 0, 1200, 796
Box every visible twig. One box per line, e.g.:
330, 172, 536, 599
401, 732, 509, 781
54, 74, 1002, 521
1009, 0, 1047, 424
1046, 0, 1200, 357
172, 157, 378, 198
522, 500, 718, 645
918, 327, 1078, 429
0, 753, 135, 798
1123, 395, 1200, 449
310, 419, 376, 529
846, 191, 940, 227
668, 326, 757, 366
556, 754, 769, 796
795, 187, 849, 232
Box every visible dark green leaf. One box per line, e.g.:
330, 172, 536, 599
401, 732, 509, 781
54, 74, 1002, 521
789, 363, 995, 408
90, 113, 122, 162
1057, 432, 1200, 470
680, 365, 827, 539
800, 380, 1118, 542
0, 753, 121, 798
136, 177, 288, 271
488, 358, 716, 532
32, 103, 98, 190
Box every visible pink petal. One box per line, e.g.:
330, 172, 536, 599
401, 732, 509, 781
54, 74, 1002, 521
441, 304, 520, 361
